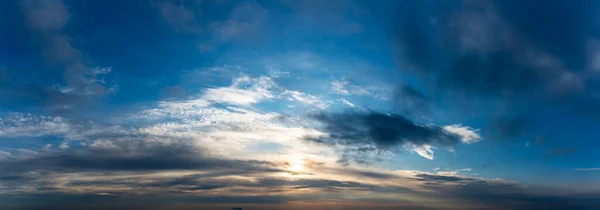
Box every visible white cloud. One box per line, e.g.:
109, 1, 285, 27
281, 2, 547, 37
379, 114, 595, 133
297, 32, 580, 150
0, 150, 12, 160
436, 168, 474, 176
202, 75, 277, 106
58, 141, 69, 149
284, 90, 331, 109
410, 144, 435, 160
90, 139, 119, 150
443, 124, 482, 144
203, 87, 269, 105
330, 78, 391, 100
0, 113, 71, 138
331, 78, 371, 96
339, 98, 355, 107
92, 66, 112, 75
268, 67, 290, 78
134, 100, 327, 158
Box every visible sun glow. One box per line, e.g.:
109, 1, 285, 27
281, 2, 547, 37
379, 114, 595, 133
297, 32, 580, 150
288, 156, 306, 172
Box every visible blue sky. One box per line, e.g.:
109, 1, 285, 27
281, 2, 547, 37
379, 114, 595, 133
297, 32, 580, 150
1, 0, 600, 209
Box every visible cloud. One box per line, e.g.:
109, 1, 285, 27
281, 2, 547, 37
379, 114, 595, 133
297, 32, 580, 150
386, 0, 600, 147
198, 1, 267, 48
435, 168, 473, 177
3, 157, 597, 210
574, 168, 600, 171
58, 141, 69, 149
442, 124, 482, 144
1, 140, 280, 173
201, 75, 277, 106
394, 85, 430, 116
19, 0, 75, 62
155, 0, 201, 33
340, 99, 355, 107
306, 111, 481, 161
331, 78, 373, 96
284, 90, 331, 109
0, 113, 70, 138
409, 144, 435, 160
18, 0, 115, 112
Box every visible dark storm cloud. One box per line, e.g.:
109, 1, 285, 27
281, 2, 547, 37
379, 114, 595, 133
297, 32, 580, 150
390, 0, 600, 142
308, 111, 460, 148
306, 111, 463, 163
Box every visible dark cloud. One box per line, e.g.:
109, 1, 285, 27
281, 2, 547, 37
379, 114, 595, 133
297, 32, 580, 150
414, 174, 474, 182
394, 85, 430, 116
0, 140, 281, 173
14, 0, 115, 116
427, 181, 600, 210
307, 111, 461, 163
3, 169, 599, 210
411, 172, 600, 210
309, 111, 460, 148
389, 0, 600, 143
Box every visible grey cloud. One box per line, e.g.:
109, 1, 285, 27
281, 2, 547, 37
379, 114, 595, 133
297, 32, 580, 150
307, 111, 461, 163
19, 0, 69, 31
3, 168, 598, 210
310, 111, 460, 148
212, 1, 267, 42
0, 84, 93, 116
1, 142, 279, 173
155, 0, 202, 33
414, 174, 475, 182
394, 85, 430, 116
387, 0, 600, 144
18, 0, 114, 114
20, 0, 79, 64
425, 180, 600, 210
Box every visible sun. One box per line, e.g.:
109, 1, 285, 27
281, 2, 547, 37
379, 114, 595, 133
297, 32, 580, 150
288, 156, 305, 172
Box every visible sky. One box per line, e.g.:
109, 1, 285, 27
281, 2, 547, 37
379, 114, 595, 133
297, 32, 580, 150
1, 0, 600, 209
